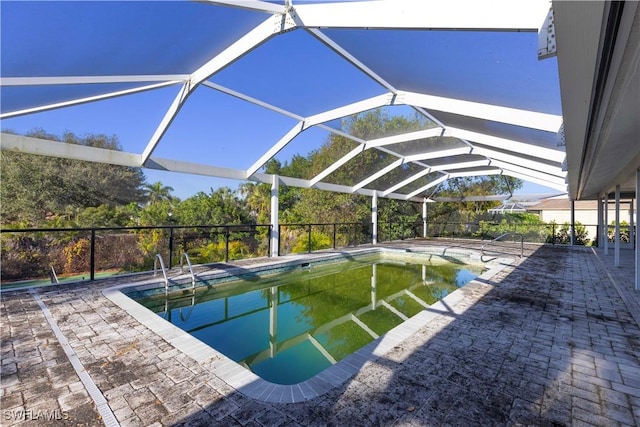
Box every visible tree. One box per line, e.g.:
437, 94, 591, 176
143, 181, 174, 204
1, 129, 147, 225
174, 187, 251, 226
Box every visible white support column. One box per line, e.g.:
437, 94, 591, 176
636, 169, 640, 290
570, 199, 575, 245
270, 175, 279, 258
629, 198, 635, 251
423, 198, 428, 238
615, 184, 621, 267
372, 192, 378, 245
597, 197, 604, 248
605, 193, 609, 255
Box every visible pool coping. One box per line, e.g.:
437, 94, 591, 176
103, 246, 513, 403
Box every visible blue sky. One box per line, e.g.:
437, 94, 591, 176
1, 1, 564, 200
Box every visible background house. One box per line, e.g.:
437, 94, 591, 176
528, 198, 635, 242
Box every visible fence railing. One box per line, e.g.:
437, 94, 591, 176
0, 224, 271, 285
278, 222, 372, 256
1, 220, 633, 285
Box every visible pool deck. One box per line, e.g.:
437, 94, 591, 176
1, 240, 639, 426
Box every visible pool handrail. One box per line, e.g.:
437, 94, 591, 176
180, 252, 196, 289
481, 232, 524, 258
153, 254, 170, 292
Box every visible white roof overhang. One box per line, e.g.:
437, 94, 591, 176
554, 0, 640, 200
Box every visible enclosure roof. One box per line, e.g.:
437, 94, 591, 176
0, 0, 576, 202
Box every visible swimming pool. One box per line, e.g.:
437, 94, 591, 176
127, 252, 484, 384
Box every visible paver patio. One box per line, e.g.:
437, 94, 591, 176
1, 240, 639, 426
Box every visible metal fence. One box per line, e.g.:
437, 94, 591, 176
1, 220, 633, 285
0, 224, 271, 285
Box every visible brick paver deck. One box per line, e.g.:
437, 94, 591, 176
2, 241, 639, 426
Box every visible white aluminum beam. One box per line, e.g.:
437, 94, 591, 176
309, 127, 441, 187
444, 127, 565, 163
315, 124, 367, 145
294, 0, 548, 31
202, 81, 303, 121
1, 132, 421, 201
304, 93, 394, 128
246, 121, 305, 178
365, 128, 443, 149
382, 167, 433, 197
141, 83, 191, 163
142, 15, 280, 164
401, 91, 563, 132
500, 169, 568, 192
433, 195, 509, 202
489, 159, 566, 186
1, 80, 182, 119
470, 146, 565, 178
429, 159, 491, 173
403, 147, 473, 163
0, 133, 250, 180
0, 133, 141, 167
145, 158, 248, 180
306, 28, 397, 93
310, 145, 364, 186
448, 169, 502, 178
405, 175, 449, 200
352, 159, 404, 192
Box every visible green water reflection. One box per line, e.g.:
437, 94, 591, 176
134, 255, 483, 384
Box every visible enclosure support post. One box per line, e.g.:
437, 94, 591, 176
570, 199, 575, 245
225, 227, 230, 263
423, 198, 428, 238
90, 229, 95, 281
169, 227, 174, 268
636, 169, 639, 290
629, 197, 635, 251
270, 175, 279, 257
615, 184, 620, 267
604, 193, 609, 255
372, 192, 378, 245
597, 197, 604, 248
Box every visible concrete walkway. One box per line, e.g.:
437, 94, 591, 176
1, 241, 639, 426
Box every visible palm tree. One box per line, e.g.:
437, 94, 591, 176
143, 181, 174, 204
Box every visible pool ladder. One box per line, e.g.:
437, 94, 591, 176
154, 253, 197, 293
180, 252, 196, 289
153, 254, 170, 292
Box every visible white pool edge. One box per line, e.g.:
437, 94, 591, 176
103, 246, 513, 403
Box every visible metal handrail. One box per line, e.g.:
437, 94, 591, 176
481, 232, 524, 258
153, 254, 170, 292
180, 252, 196, 289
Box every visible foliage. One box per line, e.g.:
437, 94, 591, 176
1, 130, 146, 225
291, 231, 332, 253
192, 240, 252, 263
476, 213, 551, 243
175, 187, 250, 226
608, 220, 630, 243
553, 221, 590, 245
144, 181, 174, 204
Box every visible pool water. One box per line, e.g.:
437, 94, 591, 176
131, 255, 483, 384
